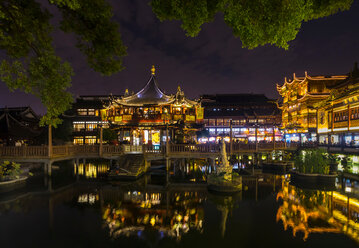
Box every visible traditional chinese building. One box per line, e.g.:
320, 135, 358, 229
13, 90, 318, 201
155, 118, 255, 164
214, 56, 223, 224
277, 72, 347, 143
200, 94, 282, 143
102, 66, 203, 145
66, 95, 113, 145
317, 63, 359, 146
0, 106, 43, 145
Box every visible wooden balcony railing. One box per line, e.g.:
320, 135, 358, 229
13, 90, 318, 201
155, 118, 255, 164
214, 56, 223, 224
0, 146, 47, 157
0, 142, 300, 160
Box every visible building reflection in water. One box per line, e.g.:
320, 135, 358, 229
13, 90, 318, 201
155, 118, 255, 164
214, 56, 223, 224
276, 180, 359, 243
77, 193, 99, 205
74, 162, 109, 178
102, 190, 205, 240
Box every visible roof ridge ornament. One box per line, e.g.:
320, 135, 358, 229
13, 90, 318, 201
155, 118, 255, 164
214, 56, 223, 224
151, 65, 155, 75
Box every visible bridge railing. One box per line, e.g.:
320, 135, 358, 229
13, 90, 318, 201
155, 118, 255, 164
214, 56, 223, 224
170, 144, 220, 154
103, 145, 122, 155
0, 142, 301, 159
0, 146, 48, 157
143, 144, 165, 154
0, 145, 124, 158
122, 144, 142, 154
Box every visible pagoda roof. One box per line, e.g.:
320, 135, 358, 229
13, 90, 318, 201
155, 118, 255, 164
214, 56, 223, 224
108, 66, 199, 108
277, 72, 347, 96
119, 74, 173, 106
0, 107, 42, 139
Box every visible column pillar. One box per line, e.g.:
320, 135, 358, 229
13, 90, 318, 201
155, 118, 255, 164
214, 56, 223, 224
47, 161, 52, 176
166, 125, 169, 156
99, 124, 103, 157
166, 158, 170, 186
272, 126, 276, 150
255, 126, 258, 152
130, 128, 134, 145
48, 125, 52, 157
229, 120, 233, 155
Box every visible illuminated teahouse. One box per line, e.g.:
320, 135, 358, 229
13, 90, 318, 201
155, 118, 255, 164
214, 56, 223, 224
277, 72, 347, 143
102, 66, 203, 145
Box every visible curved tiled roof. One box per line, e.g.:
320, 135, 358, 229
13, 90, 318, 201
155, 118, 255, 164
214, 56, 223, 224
120, 74, 173, 106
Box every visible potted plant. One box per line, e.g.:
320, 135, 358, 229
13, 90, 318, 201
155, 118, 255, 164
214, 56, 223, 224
291, 149, 336, 189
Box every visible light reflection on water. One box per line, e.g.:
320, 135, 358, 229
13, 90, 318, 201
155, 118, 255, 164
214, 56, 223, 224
277, 180, 359, 243
0, 162, 359, 247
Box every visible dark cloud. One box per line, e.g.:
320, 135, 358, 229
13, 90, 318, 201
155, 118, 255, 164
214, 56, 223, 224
1, 0, 359, 114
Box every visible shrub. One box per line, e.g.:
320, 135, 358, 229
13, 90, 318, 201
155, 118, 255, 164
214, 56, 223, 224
294, 149, 330, 175
0, 161, 21, 181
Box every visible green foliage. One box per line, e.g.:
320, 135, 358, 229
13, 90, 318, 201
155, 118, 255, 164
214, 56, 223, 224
101, 128, 118, 143
150, 0, 353, 49
294, 149, 330, 174
58, 0, 127, 75
0, 0, 127, 126
53, 118, 73, 142
340, 156, 351, 173
0, 161, 21, 181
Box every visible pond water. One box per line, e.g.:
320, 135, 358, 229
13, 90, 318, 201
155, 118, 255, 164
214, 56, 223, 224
0, 160, 358, 248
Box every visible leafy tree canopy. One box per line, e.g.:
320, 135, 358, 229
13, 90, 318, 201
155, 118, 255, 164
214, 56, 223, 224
0, 0, 354, 127
0, 0, 126, 126
150, 0, 353, 49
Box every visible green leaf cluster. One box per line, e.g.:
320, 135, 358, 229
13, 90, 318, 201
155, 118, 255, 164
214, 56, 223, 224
0, 0, 127, 126
58, 0, 127, 75
0, 160, 21, 181
150, 0, 353, 49
294, 148, 330, 174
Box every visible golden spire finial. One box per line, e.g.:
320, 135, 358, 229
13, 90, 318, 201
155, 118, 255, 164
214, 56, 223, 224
177, 85, 181, 92
151, 65, 155, 75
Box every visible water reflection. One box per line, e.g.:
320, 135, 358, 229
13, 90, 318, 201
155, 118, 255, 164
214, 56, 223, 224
276, 180, 359, 242
208, 194, 240, 237
74, 162, 109, 178
1, 166, 359, 247
102, 189, 205, 240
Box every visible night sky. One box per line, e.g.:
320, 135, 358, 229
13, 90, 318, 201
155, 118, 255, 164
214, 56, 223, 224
1, 0, 359, 115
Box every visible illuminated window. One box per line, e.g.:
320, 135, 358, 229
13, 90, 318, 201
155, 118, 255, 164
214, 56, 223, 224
232, 120, 240, 125
88, 109, 95, 115
78, 109, 87, 115
73, 137, 83, 145
173, 107, 182, 114
217, 119, 223, 126
208, 119, 216, 126
85, 136, 97, 145
203, 119, 209, 126
223, 119, 231, 126
86, 123, 97, 131
73, 123, 85, 131
209, 128, 216, 135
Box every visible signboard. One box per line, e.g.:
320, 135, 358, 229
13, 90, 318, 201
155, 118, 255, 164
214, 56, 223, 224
317, 110, 328, 133
115, 116, 122, 122
186, 115, 195, 122
196, 107, 204, 120
122, 115, 132, 121
100, 109, 107, 120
